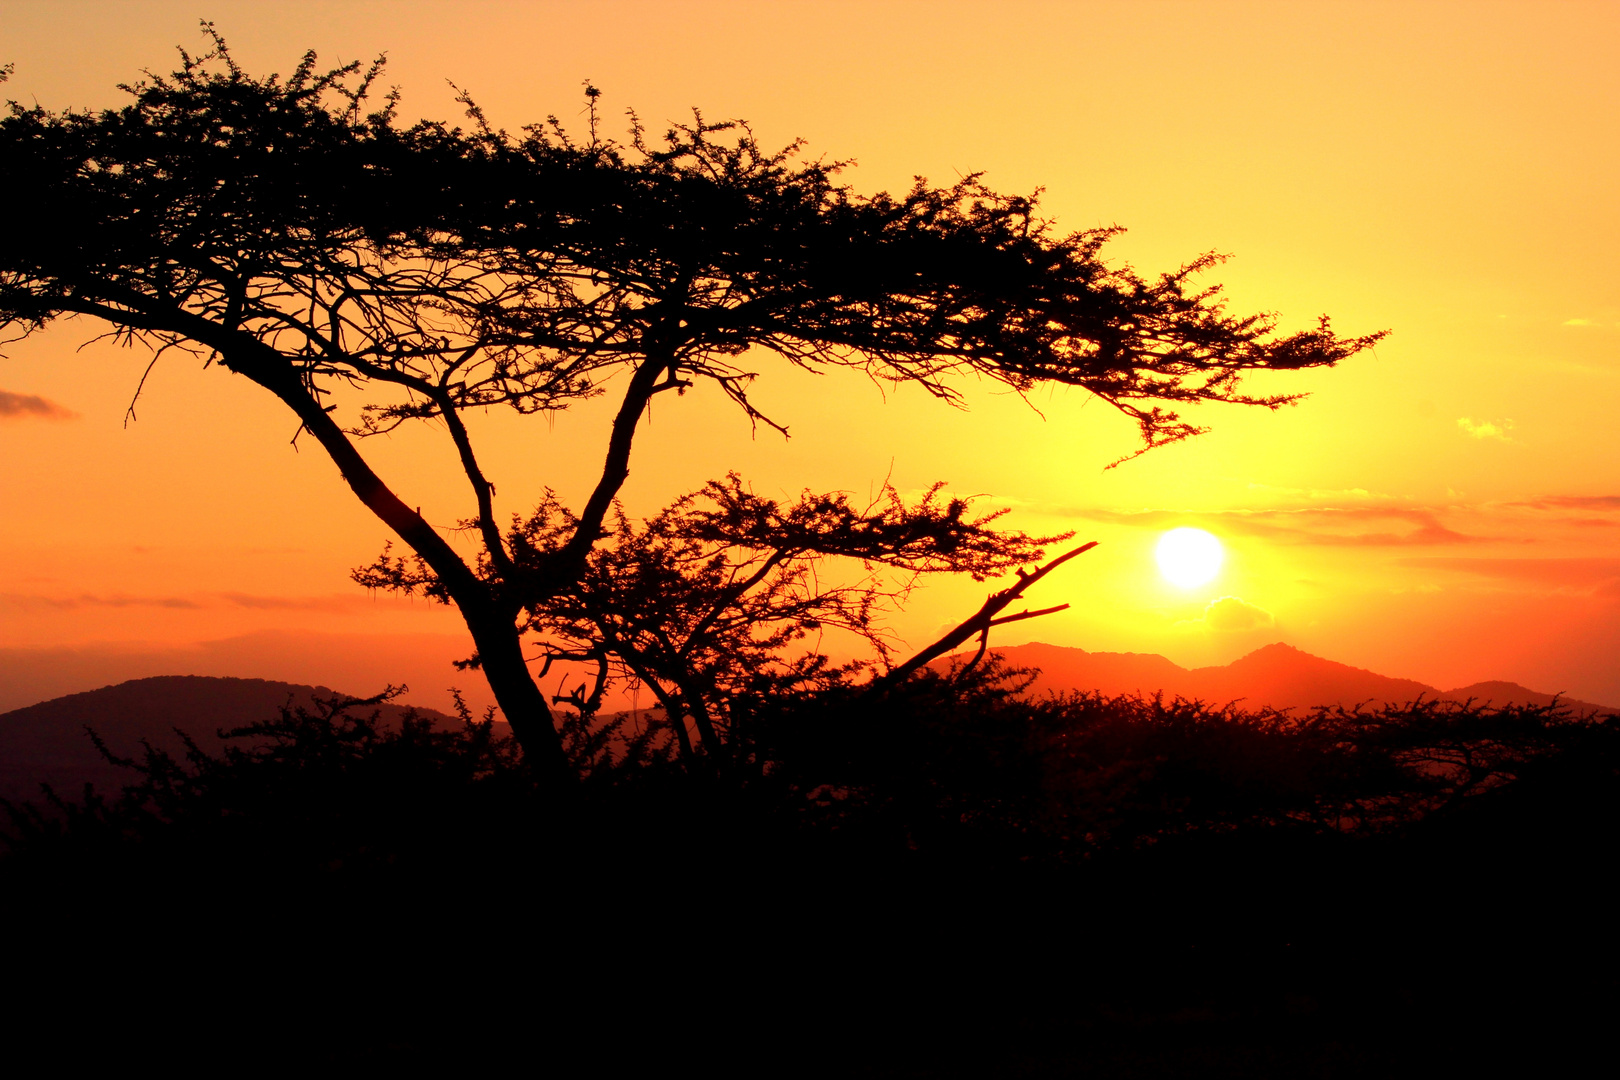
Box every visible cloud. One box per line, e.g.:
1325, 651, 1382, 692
1511, 495, 1620, 511
1070, 506, 1487, 546
1502, 495, 1620, 531
1203, 596, 1275, 631
1, 591, 430, 614
1397, 557, 1620, 588
221, 592, 419, 612
0, 592, 202, 611
1457, 417, 1514, 441
1271, 516, 1479, 547
1178, 595, 1275, 632
1243, 483, 1389, 502
1563, 318, 1598, 327
0, 389, 77, 420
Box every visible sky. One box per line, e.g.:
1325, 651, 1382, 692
3, 0, 1619, 714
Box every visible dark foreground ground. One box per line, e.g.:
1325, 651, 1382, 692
2, 676, 1614, 1074
5, 849, 1608, 1076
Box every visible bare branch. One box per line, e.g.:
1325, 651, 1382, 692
873, 542, 1097, 690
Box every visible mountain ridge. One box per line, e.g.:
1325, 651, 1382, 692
949, 641, 1617, 713
4, 649, 1610, 807
0, 675, 458, 805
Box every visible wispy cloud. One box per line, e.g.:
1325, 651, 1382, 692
1258, 514, 1479, 547
1243, 483, 1391, 503
1457, 417, 1514, 441
0, 389, 77, 421
221, 592, 418, 612
1176, 595, 1274, 632
1511, 495, 1620, 511
0, 592, 202, 611
0, 591, 421, 613
1397, 557, 1620, 587
1070, 506, 1488, 547
1563, 318, 1598, 327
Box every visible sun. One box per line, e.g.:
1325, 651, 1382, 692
1156, 528, 1224, 588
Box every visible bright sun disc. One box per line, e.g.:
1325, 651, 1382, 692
1156, 528, 1224, 588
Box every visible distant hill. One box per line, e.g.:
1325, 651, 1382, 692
6, 653, 1608, 807
0, 676, 458, 805
945, 641, 1618, 714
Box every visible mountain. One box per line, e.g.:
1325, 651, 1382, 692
0, 676, 458, 806
949, 641, 1617, 714
5, 651, 1608, 806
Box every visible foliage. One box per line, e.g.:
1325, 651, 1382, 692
359, 473, 1059, 756
730, 662, 1620, 865
9, 665, 1615, 884
0, 29, 1384, 774
0, 689, 529, 880
4, 675, 1613, 1076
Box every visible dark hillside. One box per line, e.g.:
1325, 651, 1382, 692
0, 675, 457, 804
1439, 679, 1585, 709
1192, 642, 1434, 707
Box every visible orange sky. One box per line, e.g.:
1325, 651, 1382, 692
4, 1, 1619, 714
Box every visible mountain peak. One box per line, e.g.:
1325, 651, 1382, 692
946, 641, 1615, 715
1243, 642, 1308, 659
1223, 642, 1366, 675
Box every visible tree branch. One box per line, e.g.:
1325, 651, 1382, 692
871, 541, 1096, 690
555, 346, 673, 579
431, 383, 515, 582
59, 292, 491, 613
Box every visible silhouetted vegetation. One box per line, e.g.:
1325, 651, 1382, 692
3, 666, 1615, 1070
15, 664, 1615, 876
4, 669, 1616, 1069
2, 690, 523, 883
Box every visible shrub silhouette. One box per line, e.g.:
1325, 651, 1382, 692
5, 668, 1615, 1071
10, 665, 1614, 886
2, 689, 530, 885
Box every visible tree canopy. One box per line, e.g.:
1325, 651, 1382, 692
0, 32, 1384, 779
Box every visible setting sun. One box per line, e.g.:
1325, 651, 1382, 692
1156, 528, 1224, 588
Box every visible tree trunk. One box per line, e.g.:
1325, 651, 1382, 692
202, 337, 571, 782
467, 615, 572, 782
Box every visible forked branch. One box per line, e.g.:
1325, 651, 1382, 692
872, 541, 1097, 690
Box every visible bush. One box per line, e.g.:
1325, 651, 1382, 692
8, 664, 1618, 883
3, 669, 1616, 1072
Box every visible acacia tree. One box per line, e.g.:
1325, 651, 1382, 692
0, 36, 1382, 781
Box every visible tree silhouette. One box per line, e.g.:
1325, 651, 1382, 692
0, 31, 1383, 779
